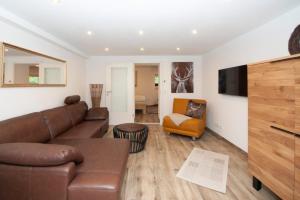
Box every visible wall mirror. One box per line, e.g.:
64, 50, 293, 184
0, 43, 67, 87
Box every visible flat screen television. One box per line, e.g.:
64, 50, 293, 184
218, 65, 248, 97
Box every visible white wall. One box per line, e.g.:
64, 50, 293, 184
135, 65, 159, 106
0, 20, 86, 120
202, 6, 300, 152
86, 56, 203, 122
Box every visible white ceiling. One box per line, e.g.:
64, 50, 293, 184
0, 0, 299, 56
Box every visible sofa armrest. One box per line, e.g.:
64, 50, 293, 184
85, 107, 109, 121
0, 143, 83, 167
0, 162, 76, 200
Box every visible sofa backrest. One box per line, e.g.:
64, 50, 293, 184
42, 106, 73, 138
0, 112, 51, 144
173, 98, 207, 118
65, 101, 88, 126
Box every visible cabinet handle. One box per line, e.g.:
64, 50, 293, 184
270, 126, 296, 135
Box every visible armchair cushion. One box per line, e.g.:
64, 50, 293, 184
0, 143, 83, 167
85, 107, 108, 121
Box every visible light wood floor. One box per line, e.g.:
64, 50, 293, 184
105, 125, 279, 200
135, 105, 160, 123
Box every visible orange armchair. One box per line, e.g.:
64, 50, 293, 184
163, 98, 206, 140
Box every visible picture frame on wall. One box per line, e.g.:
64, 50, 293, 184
171, 62, 194, 93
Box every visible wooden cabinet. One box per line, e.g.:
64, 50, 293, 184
295, 136, 300, 199
248, 55, 300, 200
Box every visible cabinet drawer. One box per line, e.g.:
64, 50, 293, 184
248, 61, 297, 131
248, 118, 294, 200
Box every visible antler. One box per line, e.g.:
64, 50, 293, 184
172, 66, 181, 81
172, 65, 193, 82
181, 66, 193, 81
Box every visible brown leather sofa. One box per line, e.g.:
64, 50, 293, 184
0, 97, 130, 200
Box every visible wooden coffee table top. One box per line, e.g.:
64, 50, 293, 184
115, 123, 147, 132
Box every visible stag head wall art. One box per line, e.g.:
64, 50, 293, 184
171, 62, 194, 93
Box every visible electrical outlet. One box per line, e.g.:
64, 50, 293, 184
215, 123, 223, 130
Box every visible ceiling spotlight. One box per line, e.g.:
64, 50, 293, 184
87, 31, 93, 36
192, 29, 198, 35
51, 0, 62, 5
104, 48, 109, 52
176, 47, 180, 51
140, 47, 145, 51
4, 49, 8, 52
138, 30, 144, 35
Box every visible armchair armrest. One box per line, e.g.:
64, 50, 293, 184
85, 107, 109, 121
0, 143, 83, 167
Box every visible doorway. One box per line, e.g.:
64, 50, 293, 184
134, 63, 160, 123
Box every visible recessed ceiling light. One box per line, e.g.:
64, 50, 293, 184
176, 47, 180, 51
138, 30, 144, 35
87, 31, 93, 36
4, 49, 8, 52
192, 29, 198, 35
51, 0, 62, 5
140, 47, 145, 51
104, 48, 109, 52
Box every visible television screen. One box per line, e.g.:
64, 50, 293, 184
218, 65, 248, 97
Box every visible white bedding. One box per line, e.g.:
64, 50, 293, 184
135, 95, 146, 102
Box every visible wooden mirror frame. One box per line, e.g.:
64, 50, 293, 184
0, 42, 67, 88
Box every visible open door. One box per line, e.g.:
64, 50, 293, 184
106, 64, 134, 125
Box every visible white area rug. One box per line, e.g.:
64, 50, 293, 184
176, 148, 229, 193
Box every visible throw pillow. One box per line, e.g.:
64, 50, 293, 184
185, 100, 205, 119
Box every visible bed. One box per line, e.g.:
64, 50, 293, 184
135, 95, 147, 114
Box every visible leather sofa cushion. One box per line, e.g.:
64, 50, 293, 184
85, 107, 108, 121
64, 95, 81, 105
51, 138, 130, 174
55, 120, 106, 140
68, 172, 122, 200
42, 106, 73, 138
0, 143, 83, 167
65, 102, 88, 126
0, 112, 51, 144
